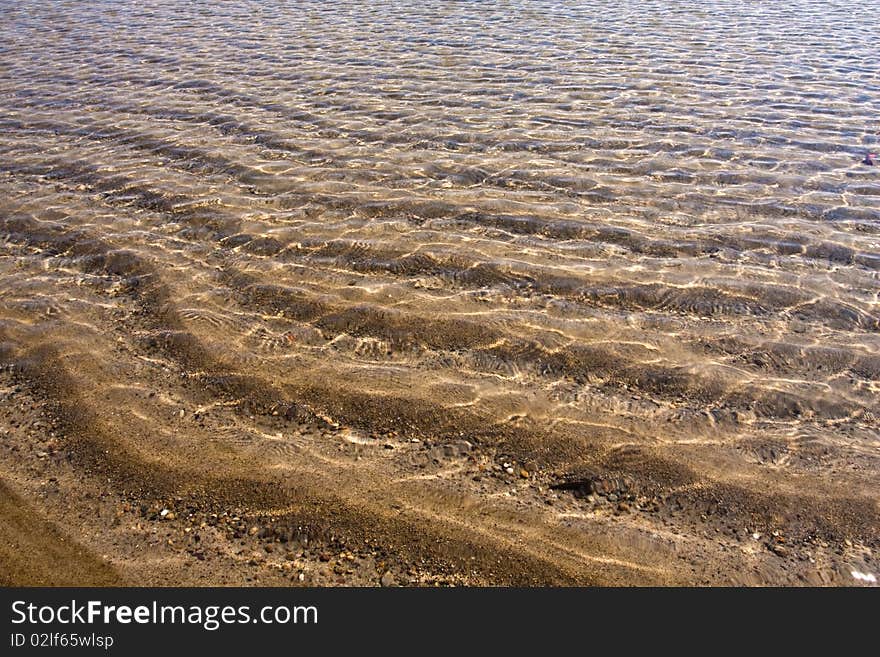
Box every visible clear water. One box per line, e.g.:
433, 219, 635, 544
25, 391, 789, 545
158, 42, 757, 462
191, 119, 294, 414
0, 0, 878, 584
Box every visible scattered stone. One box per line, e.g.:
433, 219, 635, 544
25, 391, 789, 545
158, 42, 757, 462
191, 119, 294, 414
770, 544, 789, 558
380, 571, 396, 587
851, 571, 877, 583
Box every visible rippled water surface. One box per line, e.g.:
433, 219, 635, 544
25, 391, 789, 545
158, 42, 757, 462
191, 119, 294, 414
1, 1, 878, 584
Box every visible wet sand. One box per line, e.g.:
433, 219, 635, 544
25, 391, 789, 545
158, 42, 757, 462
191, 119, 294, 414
0, 1, 878, 586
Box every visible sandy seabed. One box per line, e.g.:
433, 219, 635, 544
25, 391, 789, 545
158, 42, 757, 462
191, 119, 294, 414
1, 1, 878, 586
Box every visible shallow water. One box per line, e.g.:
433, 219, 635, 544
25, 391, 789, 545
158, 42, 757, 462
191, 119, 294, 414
0, 1, 878, 582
